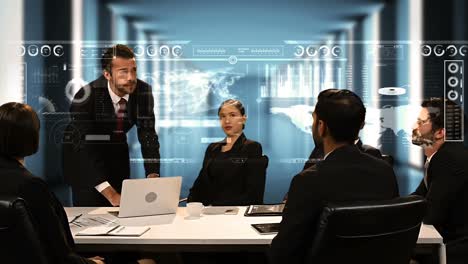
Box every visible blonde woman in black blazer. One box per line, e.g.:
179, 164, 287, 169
188, 99, 266, 206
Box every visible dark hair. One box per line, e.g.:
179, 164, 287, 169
420, 97, 462, 132
314, 89, 366, 144
421, 98, 444, 131
101, 44, 135, 72
0, 102, 40, 157
218, 99, 246, 129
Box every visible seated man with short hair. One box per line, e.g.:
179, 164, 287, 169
303, 89, 383, 171
270, 89, 399, 264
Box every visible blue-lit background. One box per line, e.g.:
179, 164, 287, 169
0, 0, 467, 205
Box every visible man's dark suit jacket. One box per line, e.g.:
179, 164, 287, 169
413, 142, 468, 263
281, 139, 384, 202
270, 145, 399, 264
0, 155, 93, 264
63, 75, 160, 206
187, 133, 266, 206
303, 138, 383, 170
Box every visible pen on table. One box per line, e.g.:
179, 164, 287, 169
70, 222, 83, 227
113, 226, 125, 233
70, 213, 83, 223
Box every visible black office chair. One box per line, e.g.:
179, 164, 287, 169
306, 195, 426, 264
0, 196, 48, 264
256, 155, 269, 204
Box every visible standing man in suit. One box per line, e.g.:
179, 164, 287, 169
270, 89, 399, 264
411, 98, 468, 264
63, 44, 160, 207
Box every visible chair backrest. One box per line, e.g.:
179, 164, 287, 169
0, 196, 48, 264
258, 155, 269, 204
306, 195, 426, 264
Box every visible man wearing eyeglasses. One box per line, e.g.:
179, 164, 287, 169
411, 98, 468, 264
270, 89, 399, 264
63, 44, 160, 207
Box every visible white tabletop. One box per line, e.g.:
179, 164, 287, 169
66, 206, 443, 246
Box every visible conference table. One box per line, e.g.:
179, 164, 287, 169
66, 206, 446, 264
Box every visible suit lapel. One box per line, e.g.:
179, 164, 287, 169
230, 133, 247, 152
93, 76, 116, 120
205, 143, 221, 170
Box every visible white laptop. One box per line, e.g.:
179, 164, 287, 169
118, 176, 182, 218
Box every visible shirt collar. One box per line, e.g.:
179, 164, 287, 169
426, 151, 438, 164
107, 81, 129, 104
323, 149, 334, 160
323, 144, 358, 160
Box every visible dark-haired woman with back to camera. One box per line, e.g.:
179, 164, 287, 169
0, 102, 104, 264
0, 102, 157, 264
187, 99, 267, 206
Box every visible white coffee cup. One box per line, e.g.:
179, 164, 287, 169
186, 202, 204, 217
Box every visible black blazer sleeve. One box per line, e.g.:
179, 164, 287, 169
283, 146, 321, 202
19, 178, 93, 264
216, 142, 265, 205
412, 179, 427, 197
187, 145, 213, 204
303, 146, 323, 170
423, 154, 464, 227
136, 83, 160, 175
270, 172, 322, 264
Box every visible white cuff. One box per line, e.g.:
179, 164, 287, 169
95, 181, 111, 193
